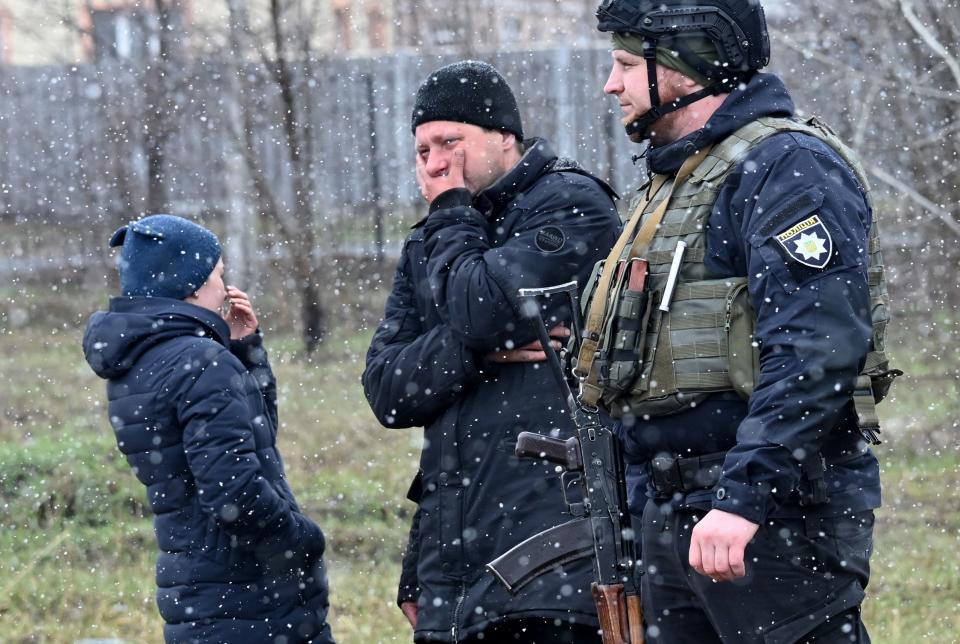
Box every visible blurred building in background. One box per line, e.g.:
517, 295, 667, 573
0, 0, 678, 66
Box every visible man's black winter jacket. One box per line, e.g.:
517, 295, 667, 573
363, 140, 619, 641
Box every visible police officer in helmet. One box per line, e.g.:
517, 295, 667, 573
574, 0, 898, 641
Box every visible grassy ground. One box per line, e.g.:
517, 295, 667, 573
0, 324, 415, 643
0, 305, 958, 643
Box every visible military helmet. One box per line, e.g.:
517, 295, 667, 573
597, 0, 770, 82
597, 0, 771, 142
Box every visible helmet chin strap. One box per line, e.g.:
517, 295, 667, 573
622, 39, 726, 143
622, 85, 724, 143
623, 106, 662, 143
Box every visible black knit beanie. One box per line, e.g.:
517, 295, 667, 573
411, 60, 523, 140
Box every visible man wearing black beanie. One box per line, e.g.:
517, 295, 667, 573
364, 60, 620, 643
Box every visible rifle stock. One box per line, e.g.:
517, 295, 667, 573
627, 594, 644, 643
592, 583, 645, 644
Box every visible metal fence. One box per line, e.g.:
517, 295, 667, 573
0, 48, 643, 224
0, 45, 948, 318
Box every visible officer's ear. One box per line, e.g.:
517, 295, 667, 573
498, 131, 517, 152
662, 66, 703, 92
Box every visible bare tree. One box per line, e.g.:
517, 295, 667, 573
229, 0, 329, 353
143, 0, 185, 214
222, 0, 256, 288
26, 0, 187, 216
772, 0, 960, 310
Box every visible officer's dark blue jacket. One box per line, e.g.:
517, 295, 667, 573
619, 73, 881, 525
83, 297, 334, 644
363, 140, 619, 641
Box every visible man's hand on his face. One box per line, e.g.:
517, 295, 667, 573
486, 325, 571, 364
416, 148, 466, 203
224, 286, 259, 340
689, 508, 760, 582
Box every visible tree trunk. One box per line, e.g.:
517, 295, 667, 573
224, 0, 255, 288
366, 72, 385, 266
294, 242, 324, 353
271, 0, 327, 352
145, 0, 177, 214
146, 139, 166, 214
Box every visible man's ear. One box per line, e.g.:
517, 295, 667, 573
500, 131, 517, 151
661, 66, 702, 92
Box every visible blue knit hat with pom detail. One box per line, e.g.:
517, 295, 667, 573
109, 214, 221, 299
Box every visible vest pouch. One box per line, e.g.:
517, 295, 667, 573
870, 367, 902, 403
862, 282, 900, 403
724, 278, 760, 399
611, 278, 747, 418
598, 258, 653, 396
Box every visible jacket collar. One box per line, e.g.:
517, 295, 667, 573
109, 296, 231, 347
647, 73, 796, 176
472, 138, 557, 217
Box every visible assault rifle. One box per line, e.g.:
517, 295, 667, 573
486, 281, 644, 644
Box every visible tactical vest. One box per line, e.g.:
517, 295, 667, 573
576, 116, 897, 436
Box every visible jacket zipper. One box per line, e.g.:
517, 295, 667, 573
451, 581, 467, 642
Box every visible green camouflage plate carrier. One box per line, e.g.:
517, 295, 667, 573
578, 116, 896, 434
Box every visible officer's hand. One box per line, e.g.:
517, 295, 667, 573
416, 148, 467, 203
689, 509, 759, 582
400, 601, 418, 628
224, 286, 258, 340
485, 325, 570, 363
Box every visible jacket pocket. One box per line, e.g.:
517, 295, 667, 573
437, 472, 465, 576
762, 581, 865, 644
406, 470, 424, 503
197, 517, 258, 579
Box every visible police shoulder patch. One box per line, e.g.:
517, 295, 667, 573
535, 226, 565, 253
774, 214, 833, 269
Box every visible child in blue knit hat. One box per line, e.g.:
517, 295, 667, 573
83, 214, 335, 643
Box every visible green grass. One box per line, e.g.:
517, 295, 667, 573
0, 316, 958, 643
866, 450, 960, 642
0, 325, 414, 643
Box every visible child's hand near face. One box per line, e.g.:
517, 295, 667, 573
224, 286, 259, 339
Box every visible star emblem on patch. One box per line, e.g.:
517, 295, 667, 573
774, 214, 833, 268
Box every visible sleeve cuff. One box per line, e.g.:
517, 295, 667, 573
229, 329, 266, 365
397, 584, 421, 607
711, 477, 774, 525
429, 187, 473, 214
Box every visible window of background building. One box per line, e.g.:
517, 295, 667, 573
334, 2, 352, 51
367, 7, 386, 50
89, 4, 184, 64
0, 8, 11, 64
